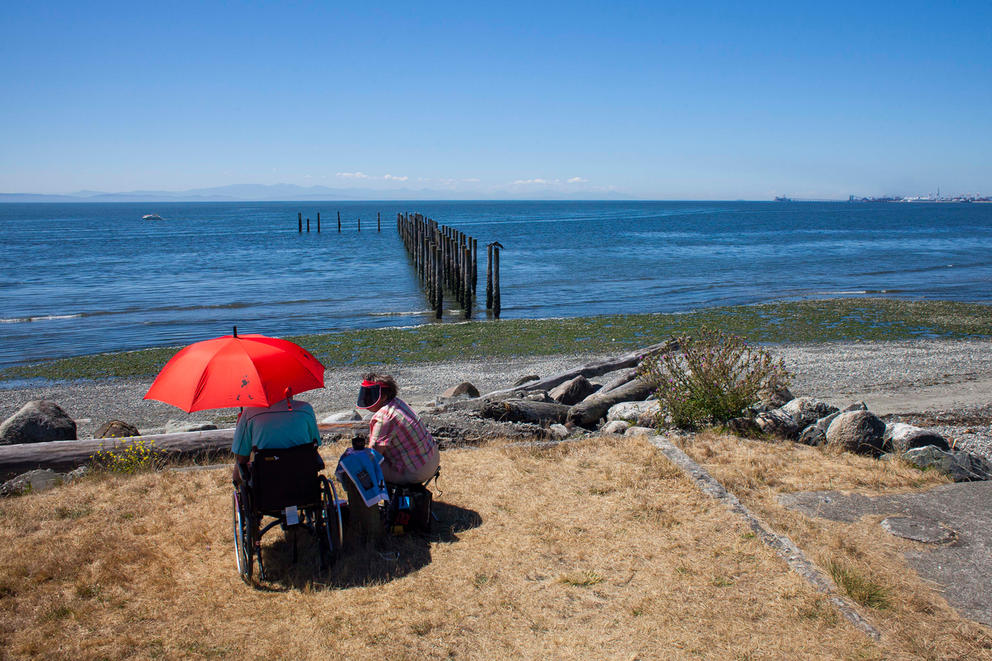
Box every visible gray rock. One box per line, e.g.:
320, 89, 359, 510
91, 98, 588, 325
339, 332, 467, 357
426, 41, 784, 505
842, 401, 869, 412
798, 425, 827, 446
164, 420, 218, 433
880, 516, 956, 544
600, 420, 630, 435
884, 422, 949, 454
624, 426, 655, 437
321, 410, 363, 423
513, 374, 540, 387
903, 446, 992, 482
780, 397, 839, 430
1, 469, 60, 496
755, 409, 799, 440
758, 385, 794, 408
0, 400, 76, 445
95, 419, 139, 439
607, 400, 658, 424
816, 411, 841, 432
548, 375, 598, 406
547, 424, 570, 440
826, 410, 886, 456
64, 465, 91, 483
441, 382, 480, 399
727, 417, 762, 438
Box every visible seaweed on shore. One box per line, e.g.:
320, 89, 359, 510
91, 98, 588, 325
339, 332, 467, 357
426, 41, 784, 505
2, 298, 990, 382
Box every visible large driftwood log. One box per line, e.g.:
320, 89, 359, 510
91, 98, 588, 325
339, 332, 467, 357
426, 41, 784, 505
0, 422, 365, 481
479, 340, 676, 400
479, 400, 571, 425
567, 378, 656, 428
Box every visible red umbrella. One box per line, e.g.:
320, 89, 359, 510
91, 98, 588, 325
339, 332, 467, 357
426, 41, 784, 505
144, 329, 325, 412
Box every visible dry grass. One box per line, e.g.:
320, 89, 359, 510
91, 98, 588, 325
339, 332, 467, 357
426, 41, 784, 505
676, 430, 992, 660
0, 434, 987, 659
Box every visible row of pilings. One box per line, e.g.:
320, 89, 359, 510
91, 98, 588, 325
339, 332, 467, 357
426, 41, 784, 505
396, 213, 501, 319
296, 211, 382, 232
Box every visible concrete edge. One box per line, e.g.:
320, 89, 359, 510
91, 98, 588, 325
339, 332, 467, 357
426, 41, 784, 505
647, 434, 882, 641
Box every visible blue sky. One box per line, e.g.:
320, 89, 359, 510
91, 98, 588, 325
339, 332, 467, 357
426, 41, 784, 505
1, 1, 990, 199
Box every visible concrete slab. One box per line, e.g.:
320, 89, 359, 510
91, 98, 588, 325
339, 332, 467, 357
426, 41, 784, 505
779, 481, 992, 627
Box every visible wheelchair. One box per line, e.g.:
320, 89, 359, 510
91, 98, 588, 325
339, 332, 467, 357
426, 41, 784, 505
232, 442, 344, 584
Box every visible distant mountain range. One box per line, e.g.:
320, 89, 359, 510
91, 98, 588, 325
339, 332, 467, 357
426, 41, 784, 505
0, 183, 635, 202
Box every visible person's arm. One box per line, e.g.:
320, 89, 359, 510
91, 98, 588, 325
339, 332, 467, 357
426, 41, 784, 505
232, 454, 249, 484
231, 414, 252, 483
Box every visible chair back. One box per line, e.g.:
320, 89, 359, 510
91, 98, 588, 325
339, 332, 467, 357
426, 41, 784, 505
251, 443, 322, 512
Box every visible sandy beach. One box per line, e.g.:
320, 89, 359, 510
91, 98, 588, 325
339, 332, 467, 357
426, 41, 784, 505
2, 338, 991, 460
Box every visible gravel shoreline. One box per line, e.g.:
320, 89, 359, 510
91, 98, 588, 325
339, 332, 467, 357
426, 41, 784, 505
2, 339, 990, 461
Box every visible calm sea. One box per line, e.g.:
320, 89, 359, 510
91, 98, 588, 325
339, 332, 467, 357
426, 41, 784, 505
1, 200, 991, 369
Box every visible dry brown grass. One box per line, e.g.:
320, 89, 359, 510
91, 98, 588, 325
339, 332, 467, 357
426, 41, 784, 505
0, 434, 986, 659
676, 430, 992, 660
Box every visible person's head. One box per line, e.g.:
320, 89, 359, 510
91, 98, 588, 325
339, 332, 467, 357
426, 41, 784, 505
356, 373, 398, 411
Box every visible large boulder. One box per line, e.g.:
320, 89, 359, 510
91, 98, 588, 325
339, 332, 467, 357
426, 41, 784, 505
883, 423, 949, 454
607, 400, 660, 426
797, 425, 827, 446
549, 375, 598, 406
780, 397, 839, 431
600, 420, 630, 435
902, 446, 992, 482
0, 400, 76, 445
826, 410, 886, 456
0, 469, 61, 497
755, 409, 799, 440
95, 420, 139, 439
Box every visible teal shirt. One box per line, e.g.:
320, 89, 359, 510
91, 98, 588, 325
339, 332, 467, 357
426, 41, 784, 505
231, 398, 321, 457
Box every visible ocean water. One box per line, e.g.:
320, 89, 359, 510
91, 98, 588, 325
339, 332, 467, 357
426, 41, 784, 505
1, 200, 991, 369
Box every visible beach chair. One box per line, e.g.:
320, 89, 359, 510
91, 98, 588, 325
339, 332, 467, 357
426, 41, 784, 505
232, 442, 344, 584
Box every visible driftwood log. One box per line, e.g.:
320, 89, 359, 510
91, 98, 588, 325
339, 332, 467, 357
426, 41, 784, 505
479, 340, 676, 400
0, 422, 365, 481
567, 378, 656, 428
479, 400, 571, 425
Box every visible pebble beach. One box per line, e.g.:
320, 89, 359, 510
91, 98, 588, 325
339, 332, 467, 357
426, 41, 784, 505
2, 338, 990, 462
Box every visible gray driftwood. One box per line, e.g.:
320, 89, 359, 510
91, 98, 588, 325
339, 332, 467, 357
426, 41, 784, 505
480, 340, 676, 400
0, 422, 365, 480
567, 378, 656, 428
479, 400, 571, 425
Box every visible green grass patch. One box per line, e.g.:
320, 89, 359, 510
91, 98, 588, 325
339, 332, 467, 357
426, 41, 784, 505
826, 559, 890, 610
3, 298, 991, 382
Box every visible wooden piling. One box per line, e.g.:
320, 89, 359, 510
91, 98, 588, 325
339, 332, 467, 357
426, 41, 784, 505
358, 217, 361, 232
377, 212, 381, 232
493, 243, 501, 319
298, 212, 302, 233
306, 217, 310, 232
337, 211, 341, 233
317, 212, 320, 232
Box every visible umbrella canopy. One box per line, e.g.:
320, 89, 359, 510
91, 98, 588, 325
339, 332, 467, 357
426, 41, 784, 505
144, 331, 325, 412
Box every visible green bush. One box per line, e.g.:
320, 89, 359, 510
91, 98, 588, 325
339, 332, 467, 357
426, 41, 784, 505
638, 329, 790, 429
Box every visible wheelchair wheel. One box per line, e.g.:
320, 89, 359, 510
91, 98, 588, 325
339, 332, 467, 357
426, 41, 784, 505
232, 488, 253, 583
318, 476, 344, 566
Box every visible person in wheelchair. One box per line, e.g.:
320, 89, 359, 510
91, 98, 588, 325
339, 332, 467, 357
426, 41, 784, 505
231, 389, 322, 484
357, 373, 439, 485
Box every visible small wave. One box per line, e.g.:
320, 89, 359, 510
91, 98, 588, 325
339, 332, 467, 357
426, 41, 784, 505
0, 313, 83, 324
368, 310, 436, 317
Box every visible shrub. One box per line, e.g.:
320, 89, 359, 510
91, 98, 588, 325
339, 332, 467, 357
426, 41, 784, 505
638, 329, 790, 429
90, 438, 164, 474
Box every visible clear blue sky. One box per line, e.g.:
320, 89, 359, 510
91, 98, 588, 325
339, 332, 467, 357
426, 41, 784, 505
1, 1, 990, 199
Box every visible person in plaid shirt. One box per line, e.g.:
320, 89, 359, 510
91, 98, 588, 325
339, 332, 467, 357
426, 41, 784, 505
357, 373, 439, 484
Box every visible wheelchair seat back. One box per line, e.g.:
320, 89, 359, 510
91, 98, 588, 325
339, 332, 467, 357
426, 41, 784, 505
251, 443, 323, 512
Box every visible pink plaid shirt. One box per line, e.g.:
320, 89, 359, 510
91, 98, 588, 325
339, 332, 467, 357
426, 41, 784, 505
368, 398, 437, 476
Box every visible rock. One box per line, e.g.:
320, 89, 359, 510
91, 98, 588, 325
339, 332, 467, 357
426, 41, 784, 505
780, 397, 839, 430
880, 516, 956, 544
64, 466, 91, 483
547, 424, 570, 440
321, 410, 363, 423
624, 426, 655, 437
816, 411, 841, 433
902, 446, 992, 482
0, 400, 76, 445
513, 375, 540, 387
568, 378, 656, 428
600, 420, 630, 435
441, 382, 480, 399
842, 401, 869, 413
798, 425, 827, 446
524, 391, 554, 403
164, 420, 218, 433
95, 419, 140, 439
755, 409, 799, 440
727, 417, 762, 438
1, 469, 60, 496
549, 375, 598, 406
607, 401, 657, 423
884, 422, 949, 454
758, 385, 794, 408
826, 410, 886, 456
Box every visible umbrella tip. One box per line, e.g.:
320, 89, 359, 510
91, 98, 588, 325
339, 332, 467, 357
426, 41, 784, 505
233, 325, 238, 338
